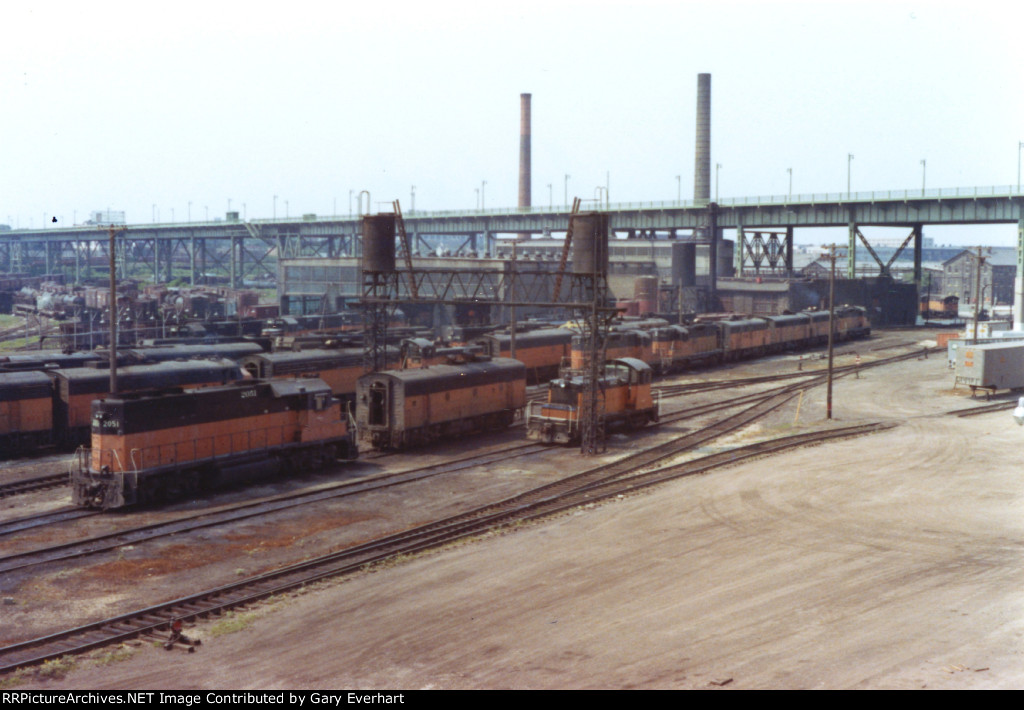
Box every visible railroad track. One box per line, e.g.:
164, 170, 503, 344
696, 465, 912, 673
0, 508, 98, 539
0, 440, 553, 576
656, 346, 940, 399
946, 400, 1018, 417
0, 376, 812, 576
0, 345, 929, 511
0, 339, 936, 671
0, 416, 896, 674
0, 473, 68, 499
0, 321, 57, 348
0, 372, 815, 574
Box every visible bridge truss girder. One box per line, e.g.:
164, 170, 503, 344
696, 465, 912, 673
846, 222, 923, 282
735, 227, 793, 277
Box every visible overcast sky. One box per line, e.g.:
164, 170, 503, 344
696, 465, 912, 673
2, 0, 1021, 246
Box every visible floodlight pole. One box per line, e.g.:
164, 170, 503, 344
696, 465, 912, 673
972, 246, 987, 341
105, 225, 122, 394
825, 244, 839, 420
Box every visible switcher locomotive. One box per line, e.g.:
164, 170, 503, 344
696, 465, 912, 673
527, 357, 658, 444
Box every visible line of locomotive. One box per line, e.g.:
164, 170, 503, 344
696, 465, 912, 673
474, 307, 869, 446
463, 306, 870, 379
5, 306, 869, 510
1, 343, 268, 456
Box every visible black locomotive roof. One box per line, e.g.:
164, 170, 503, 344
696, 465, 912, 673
613, 357, 652, 372
52, 359, 242, 394
486, 329, 572, 347
268, 378, 333, 397
120, 342, 264, 363
242, 348, 364, 369
720, 317, 770, 331
0, 351, 101, 370
93, 378, 333, 434
0, 370, 52, 401
359, 358, 526, 396
764, 313, 810, 326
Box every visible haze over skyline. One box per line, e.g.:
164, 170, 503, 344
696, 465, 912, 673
2, 1, 1021, 247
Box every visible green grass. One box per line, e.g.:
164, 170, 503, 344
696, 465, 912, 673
0, 337, 38, 352
209, 610, 259, 637
35, 656, 76, 679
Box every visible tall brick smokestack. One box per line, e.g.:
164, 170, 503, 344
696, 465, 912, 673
518, 93, 532, 240
519, 93, 532, 208
694, 74, 711, 203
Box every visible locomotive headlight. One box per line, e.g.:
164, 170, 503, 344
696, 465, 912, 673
1013, 397, 1024, 426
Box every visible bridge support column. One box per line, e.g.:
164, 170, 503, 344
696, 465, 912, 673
190, 235, 197, 285
785, 226, 794, 278
734, 225, 745, 276
230, 236, 239, 289
847, 212, 857, 279
1015, 216, 1024, 330
708, 204, 718, 306
913, 224, 923, 288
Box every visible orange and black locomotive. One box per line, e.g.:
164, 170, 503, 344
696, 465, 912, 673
527, 357, 659, 444
72, 377, 356, 509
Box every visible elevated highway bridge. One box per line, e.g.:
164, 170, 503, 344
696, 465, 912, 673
2, 185, 1021, 287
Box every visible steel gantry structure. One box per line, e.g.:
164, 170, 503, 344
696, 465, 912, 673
359, 209, 614, 454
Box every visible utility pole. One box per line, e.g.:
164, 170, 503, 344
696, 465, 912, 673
822, 244, 844, 420
510, 242, 517, 360
101, 224, 126, 394
972, 246, 990, 340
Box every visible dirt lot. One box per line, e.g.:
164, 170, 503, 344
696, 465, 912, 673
9, 332, 1024, 689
